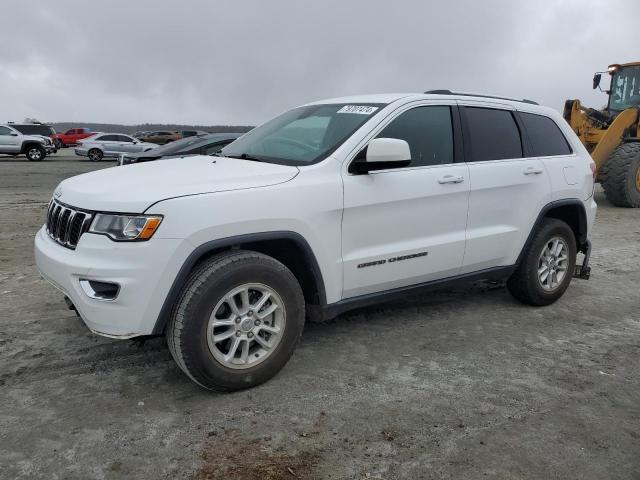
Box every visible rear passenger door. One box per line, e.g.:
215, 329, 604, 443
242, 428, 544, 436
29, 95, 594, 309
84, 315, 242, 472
459, 103, 552, 273
341, 103, 470, 298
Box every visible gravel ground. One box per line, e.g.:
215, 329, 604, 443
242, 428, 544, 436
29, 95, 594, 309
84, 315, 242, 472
1, 151, 639, 479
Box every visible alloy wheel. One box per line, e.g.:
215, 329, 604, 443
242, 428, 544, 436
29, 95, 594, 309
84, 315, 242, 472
537, 237, 569, 291
28, 148, 42, 160
206, 283, 286, 369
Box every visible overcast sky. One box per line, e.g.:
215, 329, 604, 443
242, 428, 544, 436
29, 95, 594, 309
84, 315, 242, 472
1, 0, 638, 125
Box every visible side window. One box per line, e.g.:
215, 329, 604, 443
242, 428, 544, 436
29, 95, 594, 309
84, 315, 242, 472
99, 135, 117, 141
520, 112, 572, 157
376, 106, 454, 167
65, 129, 74, 135
117, 135, 134, 142
464, 107, 523, 161
0, 126, 14, 135
14, 125, 32, 134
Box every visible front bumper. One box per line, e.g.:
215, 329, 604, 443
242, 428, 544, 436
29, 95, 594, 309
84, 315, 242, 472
74, 147, 88, 156
34, 226, 192, 338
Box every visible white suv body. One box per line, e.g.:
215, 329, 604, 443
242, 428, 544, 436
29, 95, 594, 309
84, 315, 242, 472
35, 92, 597, 390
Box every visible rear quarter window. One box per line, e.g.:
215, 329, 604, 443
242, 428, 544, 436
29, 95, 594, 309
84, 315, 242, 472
520, 112, 572, 157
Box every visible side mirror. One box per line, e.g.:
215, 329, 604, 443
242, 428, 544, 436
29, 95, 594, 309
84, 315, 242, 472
592, 73, 602, 90
349, 138, 411, 174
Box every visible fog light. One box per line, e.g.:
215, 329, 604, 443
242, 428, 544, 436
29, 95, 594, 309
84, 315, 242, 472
79, 279, 120, 301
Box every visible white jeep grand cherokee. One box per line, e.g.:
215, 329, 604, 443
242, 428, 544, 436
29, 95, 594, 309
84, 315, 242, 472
35, 92, 597, 391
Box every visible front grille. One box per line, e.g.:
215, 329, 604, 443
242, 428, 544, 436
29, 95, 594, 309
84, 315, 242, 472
46, 200, 94, 249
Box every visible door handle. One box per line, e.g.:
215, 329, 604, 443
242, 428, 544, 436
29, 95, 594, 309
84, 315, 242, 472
523, 167, 544, 175
438, 175, 464, 184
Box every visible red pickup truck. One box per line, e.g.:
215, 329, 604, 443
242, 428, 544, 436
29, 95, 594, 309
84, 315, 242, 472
57, 128, 96, 147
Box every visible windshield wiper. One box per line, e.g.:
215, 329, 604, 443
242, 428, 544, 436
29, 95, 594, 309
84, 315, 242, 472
217, 152, 265, 162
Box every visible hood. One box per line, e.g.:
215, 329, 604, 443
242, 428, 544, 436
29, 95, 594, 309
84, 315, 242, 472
54, 155, 299, 212
24, 135, 47, 144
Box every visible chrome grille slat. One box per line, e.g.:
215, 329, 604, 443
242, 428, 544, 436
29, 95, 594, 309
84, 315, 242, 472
79, 214, 93, 235
63, 211, 77, 244
51, 205, 62, 237
45, 199, 93, 250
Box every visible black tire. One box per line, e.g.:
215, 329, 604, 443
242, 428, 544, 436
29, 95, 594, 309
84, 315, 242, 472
600, 142, 640, 208
25, 144, 45, 161
507, 218, 577, 306
166, 250, 305, 391
88, 148, 103, 162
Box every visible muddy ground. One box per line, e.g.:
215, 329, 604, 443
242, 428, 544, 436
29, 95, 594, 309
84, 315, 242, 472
1, 151, 639, 479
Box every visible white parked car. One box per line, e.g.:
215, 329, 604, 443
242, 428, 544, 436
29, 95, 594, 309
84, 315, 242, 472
35, 91, 597, 391
74, 133, 158, 161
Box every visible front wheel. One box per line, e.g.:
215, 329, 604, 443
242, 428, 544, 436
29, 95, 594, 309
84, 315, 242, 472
507, 218, 577, 306
25, 145, 45, 161
167, 250, 305, 391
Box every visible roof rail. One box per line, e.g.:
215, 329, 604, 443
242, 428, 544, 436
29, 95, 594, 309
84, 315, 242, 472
424, 89, 539, 105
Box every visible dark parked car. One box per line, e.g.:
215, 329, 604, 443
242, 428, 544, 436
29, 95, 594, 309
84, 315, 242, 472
138, 130, 182, 144
118, 133, 242, 165
180, 130, 208, 138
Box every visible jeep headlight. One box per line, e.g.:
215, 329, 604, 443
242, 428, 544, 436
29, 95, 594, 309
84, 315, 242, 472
90, 214, 162, 241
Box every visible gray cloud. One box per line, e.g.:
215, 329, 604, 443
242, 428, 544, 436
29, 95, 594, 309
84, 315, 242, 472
1, 0, 637, 125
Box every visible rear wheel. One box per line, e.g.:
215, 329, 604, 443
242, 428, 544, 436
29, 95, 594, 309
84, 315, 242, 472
167, 250, 305, 391
600, 142, 640, 208
25, 145, 45, 161
507, 218, 576, 306
88, 149, 103, 162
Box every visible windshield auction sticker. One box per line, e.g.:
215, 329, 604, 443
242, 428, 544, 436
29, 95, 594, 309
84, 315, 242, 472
337, 105, 379, 115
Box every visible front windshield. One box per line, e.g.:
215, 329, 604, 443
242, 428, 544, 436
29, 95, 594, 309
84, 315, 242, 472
220, 103, 385, 165
609, 66, 640, 111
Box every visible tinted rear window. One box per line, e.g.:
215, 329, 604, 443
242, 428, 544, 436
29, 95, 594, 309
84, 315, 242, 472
464, 108, 523, 161
520, 112, 572, 157
12, 124, 53, 136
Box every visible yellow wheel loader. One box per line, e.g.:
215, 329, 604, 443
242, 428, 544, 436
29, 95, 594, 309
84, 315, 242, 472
564, 62, 640, 207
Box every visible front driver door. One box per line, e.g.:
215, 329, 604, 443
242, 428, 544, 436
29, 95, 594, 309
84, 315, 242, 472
341, 104, 470, 299
98, 135, 120, 156
116, 135, 139, 153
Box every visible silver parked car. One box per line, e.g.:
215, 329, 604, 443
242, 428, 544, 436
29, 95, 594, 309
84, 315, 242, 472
74, 133, 158, 161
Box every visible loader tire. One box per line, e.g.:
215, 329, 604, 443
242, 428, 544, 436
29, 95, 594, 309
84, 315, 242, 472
600, 142, 640, 208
